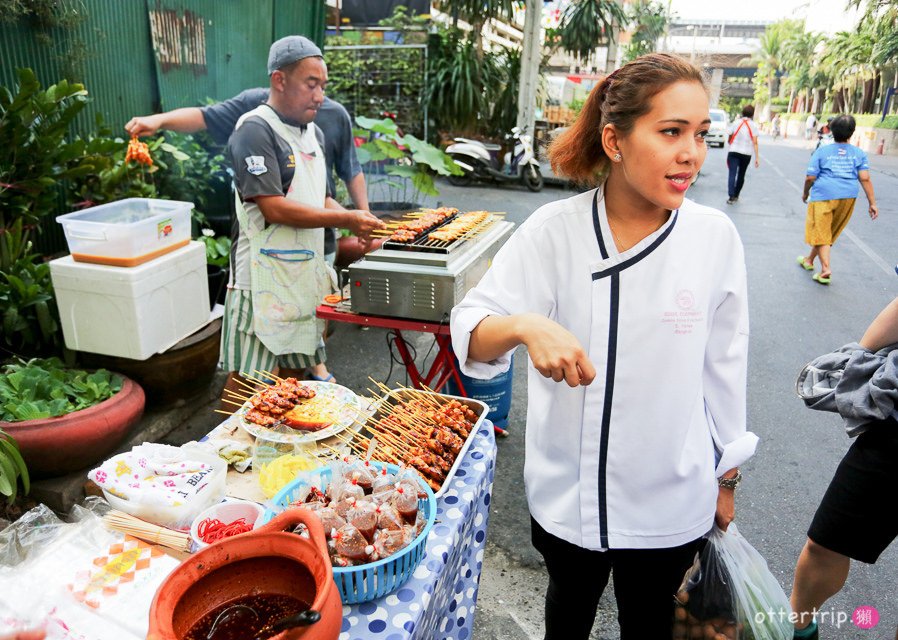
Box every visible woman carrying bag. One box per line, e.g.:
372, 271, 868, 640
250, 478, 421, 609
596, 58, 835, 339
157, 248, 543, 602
451, 53, 758, 639
726, 105, 760, 205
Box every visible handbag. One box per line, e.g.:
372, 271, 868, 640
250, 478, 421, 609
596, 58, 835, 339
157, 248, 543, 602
727, 119, 754, 146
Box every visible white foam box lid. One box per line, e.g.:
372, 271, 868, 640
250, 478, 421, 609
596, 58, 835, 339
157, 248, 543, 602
50, 241, 211, 360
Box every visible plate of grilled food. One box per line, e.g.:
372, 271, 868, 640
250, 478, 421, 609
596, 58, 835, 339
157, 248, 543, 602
236, 378, 363, 444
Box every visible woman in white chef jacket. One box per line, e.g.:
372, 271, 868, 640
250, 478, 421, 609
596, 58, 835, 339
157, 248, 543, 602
451, 53, 759, 639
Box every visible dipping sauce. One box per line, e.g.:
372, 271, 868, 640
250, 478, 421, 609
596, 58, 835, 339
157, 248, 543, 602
183, 593, 311, 640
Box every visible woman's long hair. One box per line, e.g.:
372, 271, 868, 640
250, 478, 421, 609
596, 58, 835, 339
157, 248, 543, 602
548, 53, 708, 186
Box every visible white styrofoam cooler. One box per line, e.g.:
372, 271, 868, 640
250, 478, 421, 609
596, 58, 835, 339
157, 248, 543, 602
50, 241, 210, 360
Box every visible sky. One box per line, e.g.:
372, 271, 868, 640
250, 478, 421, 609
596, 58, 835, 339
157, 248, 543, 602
667, 0, 861, 33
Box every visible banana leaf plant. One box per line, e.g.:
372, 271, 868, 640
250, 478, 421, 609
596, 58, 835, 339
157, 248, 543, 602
354, 116, 462, 203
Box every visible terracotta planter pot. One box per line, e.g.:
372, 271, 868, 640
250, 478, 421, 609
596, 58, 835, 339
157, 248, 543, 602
80, 319, 222, 406
2, 377, 145, 478
149, 509, 342, 640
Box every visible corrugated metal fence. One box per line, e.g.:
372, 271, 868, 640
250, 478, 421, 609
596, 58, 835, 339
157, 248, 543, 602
0, 0, 325, 132
1, 0, 324, 253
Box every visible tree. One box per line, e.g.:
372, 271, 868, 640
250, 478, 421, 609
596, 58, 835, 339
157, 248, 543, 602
750, 20, 803, 110
820, 28, 876, 113
557, 0, 627, 63
622, 0, 669, 63
781, 30, 822, 113
434, 0, 514, 55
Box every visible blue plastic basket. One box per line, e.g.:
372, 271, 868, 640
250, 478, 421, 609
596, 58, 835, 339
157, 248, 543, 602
259, 461, 436, 604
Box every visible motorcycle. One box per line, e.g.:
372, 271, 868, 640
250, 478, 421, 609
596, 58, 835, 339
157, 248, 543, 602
445, 126, 543, 192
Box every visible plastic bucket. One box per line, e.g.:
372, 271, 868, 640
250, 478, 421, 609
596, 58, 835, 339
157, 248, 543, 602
446, 353, 513, 429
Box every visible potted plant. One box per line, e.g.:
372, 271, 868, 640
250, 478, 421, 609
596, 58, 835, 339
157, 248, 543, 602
354, 115, 463, 215
0, 358, 145, 478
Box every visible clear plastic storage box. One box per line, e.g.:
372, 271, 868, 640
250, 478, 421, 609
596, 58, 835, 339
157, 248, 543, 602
56, 198, 192, 267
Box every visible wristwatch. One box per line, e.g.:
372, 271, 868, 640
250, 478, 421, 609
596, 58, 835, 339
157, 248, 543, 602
717, 470, 742, 490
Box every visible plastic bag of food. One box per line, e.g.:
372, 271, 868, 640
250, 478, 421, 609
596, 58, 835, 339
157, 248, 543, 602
674, 524, 792, 640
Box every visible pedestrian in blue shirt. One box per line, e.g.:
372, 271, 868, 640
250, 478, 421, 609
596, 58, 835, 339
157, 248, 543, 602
796, 115, 878, 285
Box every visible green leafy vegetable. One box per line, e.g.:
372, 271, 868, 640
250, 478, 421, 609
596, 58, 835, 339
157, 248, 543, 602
0, 358, 122, 423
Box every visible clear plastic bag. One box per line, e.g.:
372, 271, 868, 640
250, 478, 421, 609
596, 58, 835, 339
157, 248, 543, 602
674, 524, 793, 640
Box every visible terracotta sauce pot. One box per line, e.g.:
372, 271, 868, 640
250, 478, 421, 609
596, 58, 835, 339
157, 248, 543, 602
148, 509, 341, 640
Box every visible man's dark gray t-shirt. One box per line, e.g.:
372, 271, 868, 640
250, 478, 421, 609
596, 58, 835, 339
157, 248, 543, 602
228, 107, 326, 202
202, 90, 361, 199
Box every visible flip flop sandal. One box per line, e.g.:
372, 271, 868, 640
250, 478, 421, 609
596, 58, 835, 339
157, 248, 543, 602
307, 373, 336, 382
812, 273, 831, 285
796, 255, 814, 271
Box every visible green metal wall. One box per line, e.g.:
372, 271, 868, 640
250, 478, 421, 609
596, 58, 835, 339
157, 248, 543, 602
1, 0, 325, 254
0, 0, 326, 130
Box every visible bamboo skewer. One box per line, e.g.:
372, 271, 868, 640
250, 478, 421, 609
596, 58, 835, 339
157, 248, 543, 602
233, 376, 264, 394
224, 390, 252, 403
242, 372, 273, 386
214, 409, 235, 416
255, 369, 283, 382
221, 398, 247, 409
103, 510, 193, 553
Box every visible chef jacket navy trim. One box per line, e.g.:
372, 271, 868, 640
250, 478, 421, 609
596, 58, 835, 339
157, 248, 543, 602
598, 273, 619, 547
592, 190, 610, 260
591, 189, 616, 547
592, 209, 680, 280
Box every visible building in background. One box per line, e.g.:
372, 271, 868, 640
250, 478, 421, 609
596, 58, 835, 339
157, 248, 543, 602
664, 19, 769, 108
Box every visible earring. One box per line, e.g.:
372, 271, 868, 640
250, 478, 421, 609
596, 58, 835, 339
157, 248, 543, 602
613, 152, 622, 162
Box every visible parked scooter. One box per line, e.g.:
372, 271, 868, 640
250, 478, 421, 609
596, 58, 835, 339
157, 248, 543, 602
446, 126, 543, 191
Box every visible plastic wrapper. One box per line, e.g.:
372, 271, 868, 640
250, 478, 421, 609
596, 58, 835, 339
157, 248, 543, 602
371, 528, 411, 560
371, 468, 397, 495
674, 525, 793, 640
332, 523, 372, 562
347, 501, 378, 542
345, 459, 376, 494
390, 483, 418, 524
331, 478, 365, 503
0, 497, 179, 639
375, 503, 405, 532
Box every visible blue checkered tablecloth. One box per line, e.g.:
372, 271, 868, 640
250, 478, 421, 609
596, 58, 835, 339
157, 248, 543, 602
339, 421, 497, 640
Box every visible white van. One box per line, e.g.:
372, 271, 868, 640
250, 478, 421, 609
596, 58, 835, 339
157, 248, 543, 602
706, 109, 728, 148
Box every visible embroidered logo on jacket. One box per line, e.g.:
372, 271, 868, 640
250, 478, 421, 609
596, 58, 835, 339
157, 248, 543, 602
245, 156, 268, 176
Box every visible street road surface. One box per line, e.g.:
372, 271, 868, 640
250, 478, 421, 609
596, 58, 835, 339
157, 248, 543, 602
166, 136, 898, 639
429, 137, 898, 640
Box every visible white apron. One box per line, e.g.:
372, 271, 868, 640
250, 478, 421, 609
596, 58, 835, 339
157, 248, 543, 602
233, 104, 333, 356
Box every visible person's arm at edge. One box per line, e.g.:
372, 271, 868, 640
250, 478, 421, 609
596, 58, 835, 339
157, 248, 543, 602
857, 169, 878, 219
859, 297, 898, 351
802, 175, 815, 203
254, 195, 383, 238
125, 107, 206, 138
752, 131, 760, 167
347, 173, 369, 210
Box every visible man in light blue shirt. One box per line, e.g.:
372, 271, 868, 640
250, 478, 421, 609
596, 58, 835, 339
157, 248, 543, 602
796, 115, 878, 285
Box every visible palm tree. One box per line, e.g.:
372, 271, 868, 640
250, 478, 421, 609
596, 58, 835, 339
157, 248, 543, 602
781, 30, 822, 112
558, 0, 627, 66
821, 29, 876, 113
869, 3, 898, 113
622, 0, 669, 63
434, 0, 515, 55
749, 21, 799, 109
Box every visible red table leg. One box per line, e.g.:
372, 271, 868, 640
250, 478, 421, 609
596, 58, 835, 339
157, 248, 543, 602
390, 330, 423, 388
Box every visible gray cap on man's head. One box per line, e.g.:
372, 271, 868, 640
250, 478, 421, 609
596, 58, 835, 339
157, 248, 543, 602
267, 35, 323, 74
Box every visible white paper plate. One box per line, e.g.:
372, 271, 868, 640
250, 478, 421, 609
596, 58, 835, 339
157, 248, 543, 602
237, 381, 363, 444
